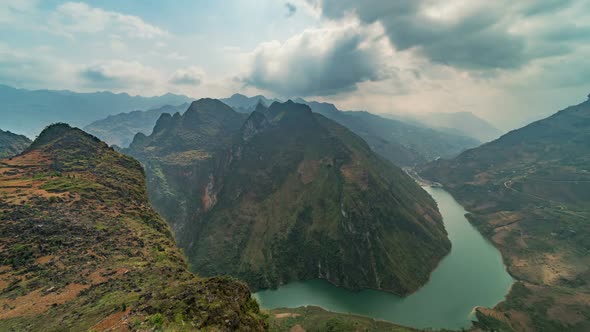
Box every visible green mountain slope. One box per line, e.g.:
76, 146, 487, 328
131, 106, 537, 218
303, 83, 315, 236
0, 129, 31, 158
128, 100, 450, 296
419, 95, 590, 332
84, 103, 189, 147
298, 99, 480, 165
0, 124, 266, 331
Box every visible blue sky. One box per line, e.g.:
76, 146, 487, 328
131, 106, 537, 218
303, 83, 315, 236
1, 0, 590, 129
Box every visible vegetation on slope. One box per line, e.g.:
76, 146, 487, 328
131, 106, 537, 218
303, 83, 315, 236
128, 100, 450, 296
420, 95, 590, 332
268, 306, 417, 332
296, 99, 480, 166
0, 129, 31, 158
0, 123, 266, 331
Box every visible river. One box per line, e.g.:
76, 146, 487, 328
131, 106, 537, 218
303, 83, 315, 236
253, 186, 513, 330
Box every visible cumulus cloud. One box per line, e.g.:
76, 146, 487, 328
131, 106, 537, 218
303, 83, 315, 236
169, 66, 204, 86
49, 2, 167, 39
244, 23, 390, 96
312, 0, 589, 70
0, 43, 77, 88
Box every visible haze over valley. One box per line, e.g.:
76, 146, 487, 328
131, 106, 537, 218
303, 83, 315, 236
1, 1, 589, 331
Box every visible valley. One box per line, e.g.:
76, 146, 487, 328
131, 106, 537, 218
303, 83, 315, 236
0, 94, 586, 331
126, 99, 452, 296
256, 186, 513, 330
2, 2, 588, 330
420, 95, 590, 331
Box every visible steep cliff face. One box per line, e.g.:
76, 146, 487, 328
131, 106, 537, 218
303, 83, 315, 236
0, 124, 266, 331
127, 99, 247, 233
129, 100, 450, 296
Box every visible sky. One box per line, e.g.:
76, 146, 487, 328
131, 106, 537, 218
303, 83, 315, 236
1, 0, 590, 130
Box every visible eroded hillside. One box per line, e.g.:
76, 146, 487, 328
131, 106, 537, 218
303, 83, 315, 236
128, 100, 451, 296
0, 124, 266, 331
420, 96, 590, 332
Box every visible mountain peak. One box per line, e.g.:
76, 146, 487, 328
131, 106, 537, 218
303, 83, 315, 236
254, 100, 268, 113
29, 123, 103, 152
230, 93, 248, 99
0, 126, 266, 331
266, 100, 313, 121
242, 109, 270, 142
152, 112, 178, 134
186, 98, 233, 114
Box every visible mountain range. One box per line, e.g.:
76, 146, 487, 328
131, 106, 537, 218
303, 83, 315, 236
294, 98, 481, 165
0, 84, 192, 138
0, 129, 31, 158
419, 94, 590, 332
220, 93, 279, 113
85, 92, 481, 166
0, 124, 266, 331
126, 99, 451, 295
84, 104, 189, 147
399, 111, 503, 143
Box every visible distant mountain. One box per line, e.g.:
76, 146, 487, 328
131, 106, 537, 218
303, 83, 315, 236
403, 112, 503, 142
419, 95, 590, 332
0, 129, 31, 158
296, 99, 480, 165
83, 93, 278, 147
127, 99, 450, 296
86, 92, 481, 166
220, 93, 279, 113
0, 84, 192, 137
0, 123, 266, 331
84, 103, 188, 147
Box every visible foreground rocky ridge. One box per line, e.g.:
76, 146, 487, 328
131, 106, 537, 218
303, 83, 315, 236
0, 124, 266, 331
128, 100, 451, 296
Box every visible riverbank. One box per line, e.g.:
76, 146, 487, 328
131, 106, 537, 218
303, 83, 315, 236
255, 187, 513, 331
268, 306, 421, 332
423, 180, 590, 331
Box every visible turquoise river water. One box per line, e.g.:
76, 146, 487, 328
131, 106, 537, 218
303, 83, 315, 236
253, 186, 513, 330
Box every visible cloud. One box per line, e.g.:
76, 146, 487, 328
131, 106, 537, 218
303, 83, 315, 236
169, 66, 204, 86
0, 0, 38, 24
0, 43, 76, 88
312, 0, 590, 71
243, 23, 390, 96
49, 2, 167, 39
521, 0, 575, 15
79, 61, 160, 89
285, 3, 297, 17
